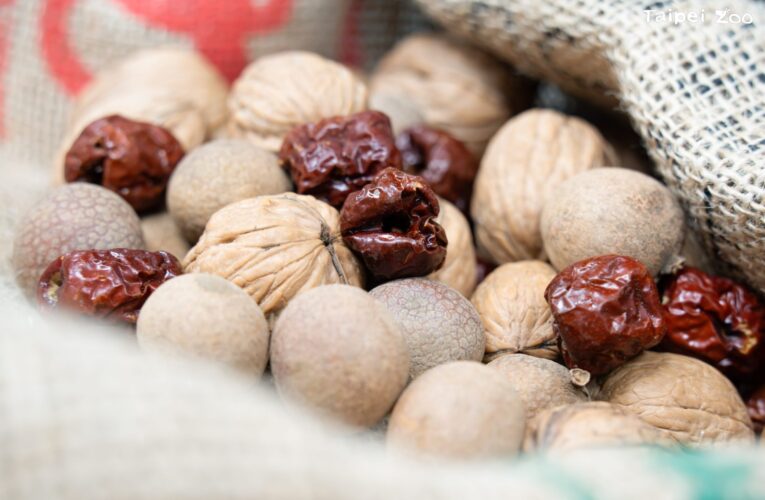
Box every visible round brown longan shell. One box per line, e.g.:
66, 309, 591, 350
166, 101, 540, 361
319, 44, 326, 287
387, 361, 526, 459
140, 211, 190, 261
488, 353, 585, 420
540, 167, 685, 275
370, 278, 484, 379
12, 183, 144, 297
137, 273, 270, 377
167, 139, 291, 243
270, 284, 409, 428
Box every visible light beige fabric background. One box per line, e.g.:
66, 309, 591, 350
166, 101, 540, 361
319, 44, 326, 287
0, 0, 429, 166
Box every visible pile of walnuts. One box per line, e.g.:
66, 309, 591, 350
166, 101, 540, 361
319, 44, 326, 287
12, 35, 765, 462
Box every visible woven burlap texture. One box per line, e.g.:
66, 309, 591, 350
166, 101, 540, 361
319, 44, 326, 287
0, 0, 429, 167
417, 0, 765, 292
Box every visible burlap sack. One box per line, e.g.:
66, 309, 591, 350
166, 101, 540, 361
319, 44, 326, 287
415, 0, 765, 293
0, 0, 429, 168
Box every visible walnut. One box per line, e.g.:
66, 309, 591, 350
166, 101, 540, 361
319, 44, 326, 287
55, 48, 228, 182
226, 52, 368, 152
471, 260, 558, 361
471, 109, 614, 265
427, 198, 477, 297
523, 402, 672, 453
370, 34, 517, 156
599, 352, 754, 446
183, 193, 364, 322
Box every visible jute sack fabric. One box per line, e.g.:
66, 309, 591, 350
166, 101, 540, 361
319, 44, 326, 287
0, 0, 428, 168
417, 0, 765, 292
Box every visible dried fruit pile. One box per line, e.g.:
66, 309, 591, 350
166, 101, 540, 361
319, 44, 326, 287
11, 36, 765, 462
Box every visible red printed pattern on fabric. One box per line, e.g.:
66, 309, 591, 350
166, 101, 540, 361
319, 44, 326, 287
39, 0, 294, 96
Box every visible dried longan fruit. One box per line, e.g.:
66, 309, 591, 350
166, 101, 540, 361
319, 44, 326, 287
13, 184, 144, 297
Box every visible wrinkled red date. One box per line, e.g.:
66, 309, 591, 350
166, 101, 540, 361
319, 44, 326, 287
37, 248, 182, 324
396, 125, 478, 213
660, 267, 765, 382
279, 110, 402, 208
746, 385, 765, 434
340, 167, 447, 281
545, 254, 666, 376
64, 115, 184, 212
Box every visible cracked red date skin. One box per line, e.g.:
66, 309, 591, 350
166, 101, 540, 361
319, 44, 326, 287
64, 115, 185, 213
37, 248, 182, 324
659, 266, 765, 382
544, 254, 666, 376
396, 125, 478, 213
340, 167, 447, 282
279, 110, 402, 208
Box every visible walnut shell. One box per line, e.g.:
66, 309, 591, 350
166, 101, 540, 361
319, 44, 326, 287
427, 198, 476, 296
370, 34, 515, 156
599, 352, 754, 446
167, 139, 292, 243
540, 167, 686, 275
488, 354, 585, 420
12, 184, 145, 297
72, 48, 227, 136
183, 193, 364, 322
55, 48, 228, 181
471, 260, 558, 361
523, 402, 672, 453
226, 52, 368, 152
471, 109, 614, 264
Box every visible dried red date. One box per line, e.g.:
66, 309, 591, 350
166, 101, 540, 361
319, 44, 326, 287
746, 385, 765, 434
396, 125, 478, 213
279, 110, 402, 208
64, 115, 184, 213
544, 255, 666, 376
37, 248, 182, 324
340, 167, 447, 281
659, 267, 765, 381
